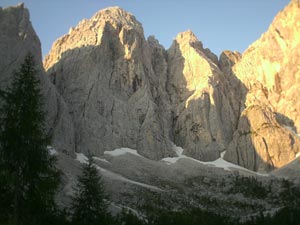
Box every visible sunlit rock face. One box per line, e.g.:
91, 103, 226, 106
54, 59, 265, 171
13, 0, 298, 169
233, 0, 300, 128
224, 0, 300, 171
224, 105, 300, 172
44, 7, 240, 161
167, 31, 237, 160
218, 50, 241, 76
0, 4, 75, 154
44, 7, 174, 159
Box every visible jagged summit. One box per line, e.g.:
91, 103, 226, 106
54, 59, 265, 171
67, 6, 143, 35
224, 0, 300, 171
171, 29, 219, 65
2, 2, 24, 10
2, 3, 300, 219
0, 2, 75, 155
175, 30, 199, 43
0, 2, 41, 69
0, 3, 29, 29
173, 30, 206, 55
2, 1, 300, 172
91, 6, 143, 34
44, 6, 144, 70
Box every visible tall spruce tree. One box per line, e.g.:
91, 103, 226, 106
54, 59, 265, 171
70, 156, 108, 225
0, 53, 60, 225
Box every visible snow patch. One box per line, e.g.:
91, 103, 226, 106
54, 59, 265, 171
161, 157, 179, 164
104, 148, 142, 157
284, 125, 295, 132
220, 151, 226, 159
173, 144, 184, 156
76, 153, 88, 164
93, 156, 111, 164
47, 146, 58, 156
284, 126, 300, 138
161, 144, 268, 176
75, 151, 162, 191
161, 157, 182, 164
161, 144, 185, 164
199, 158, 249, 171
94, 165, 164, 192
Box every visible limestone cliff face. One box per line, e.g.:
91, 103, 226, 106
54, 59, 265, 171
44, 7, 239, 161
224, 0, 300, 171
167, 31, 237, 160
225, 105, 300, 172
44, 7, 173, 159
0, 4, 75, 154
5, 2, 299, 170
233, 0, 300, 128
218, 50, 241, 76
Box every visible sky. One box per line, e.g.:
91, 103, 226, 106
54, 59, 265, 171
0, 0, 290, 58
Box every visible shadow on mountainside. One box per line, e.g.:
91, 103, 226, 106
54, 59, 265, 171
43, 24, 297, 172
44, 22, 174, 160
166, 39, 298, 172
166, 40, 250, 162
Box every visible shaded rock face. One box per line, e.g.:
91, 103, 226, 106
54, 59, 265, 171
218, 50, 241, 76
3, 2, 300, 171
44, 1, 300, 168
224, 0, 300, 171
0, 4, 75, 154
224, 105, 300, 172
44, 8, 238, 161
44, 7, 173, 159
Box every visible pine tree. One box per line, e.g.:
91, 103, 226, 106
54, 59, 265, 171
70, 156, 108, 225
0, 53, 60, 225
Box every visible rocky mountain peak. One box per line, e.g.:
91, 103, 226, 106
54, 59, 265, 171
2, 2, 300, 173
0, 3, 35, 45
44, 6, 143, 71
224, 0, 300, 171
218, 50, 241, 75
175, 30, 199, 45
231, 0, 300, 126
172, 30, 218, 65
0, 3, 75, 155
0, 3, 41, 83
91, 6, 143, 35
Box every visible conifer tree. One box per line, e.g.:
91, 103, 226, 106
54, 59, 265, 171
70, 156, 108, 225
0, 53, 60, 225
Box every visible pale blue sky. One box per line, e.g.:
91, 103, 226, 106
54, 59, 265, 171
1, 0, 290, 58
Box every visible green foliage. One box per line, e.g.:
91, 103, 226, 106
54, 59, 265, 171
0, 53, 60, 225
70, 156, 109, 225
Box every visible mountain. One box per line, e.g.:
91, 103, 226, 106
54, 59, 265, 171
224, 0, 300, 172
0, 3, 75, 154
1, 1, 299, 171
43, 1, 300, 172
1, 1, 300, 220
43, 6, 241, 162
44, 7, 173, 160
